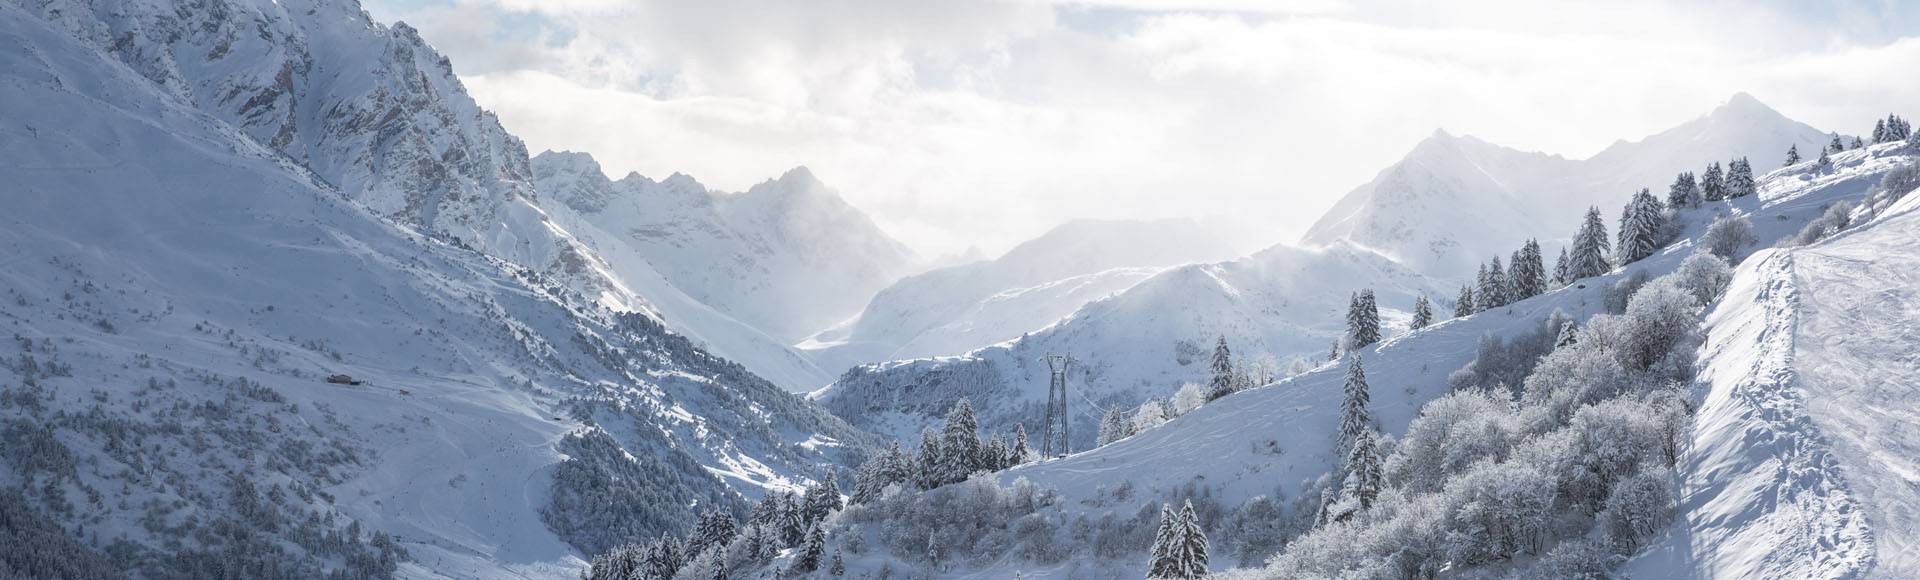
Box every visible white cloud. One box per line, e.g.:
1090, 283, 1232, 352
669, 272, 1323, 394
367, 0, 1920, 256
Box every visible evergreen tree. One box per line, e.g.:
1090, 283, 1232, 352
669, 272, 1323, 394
1336, 356, 1372, 458
1175, 501, 1210, 578
1829, 133, 1845, 154
1453, 285, 1474, 318
1567, 206, 1612, 280
830, 549, 846, 577
1148, 501, 1210, 579
1726, 158, 1756, 199
1701, 162, 1726, 202
1148, 505, 1178, 578
1098, 407, 1132, 446
1207, 336, 1235, 401
787, 523, 826, 574
1555, 320, 1579, 348
1510, 238, 1547, 299
690, 509, 738, 556
1010, 425, 1030, 466
1553, 246, 1570, 286
1345, 291, 1381, 349
1409, 295, 1433, 330
1477, 257, 1508, 310
1784, 144, 1801, 166
1614, 188, 1666, 265
938, 399, 982, 485
1852, 136, 1865, 149
916, 426, 943, 489
1818, 147, 1832, 168
1341, 430, 1383, 513
775, 493, 806, 547
1667, 171, 1699, 209
1874, 118, 1889, 143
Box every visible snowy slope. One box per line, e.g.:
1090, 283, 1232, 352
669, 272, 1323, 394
814, 241, 1447, 449
1305, 94, 1835, 280
533, 151, 919, 344
0, 4, 875, 578
1628, 143, 1918, 579
802, 218, 1257, 373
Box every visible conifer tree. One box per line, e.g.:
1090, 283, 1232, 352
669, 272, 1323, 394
1853, 136, 1866, 149
1818, 147, 1832, 168
1148, 501, 1210, 579
1341, 430, 1383, 513
1098, 407, 1131, 446
775, 493, 806, 547
1454, 285, 1474, 318
1175, 501, 1210, 578
1148, 505, 1179, 579
1614, 188, 1666, 265
1567, 206, 1612, 280
1510, 238, 1546, 299
1409, 295, 1433, 330
1829, 133, 1845, 154
1784, 144, 1801, 166
1336, 356, 1372, 458
938, 399, 982, 485
1874, 118, 1889, 143
916, 426, 943, 489
1555, 320, 1579, 348
1667, 171, 1700, 209
1354, 289, 1380, 347
787, 524, 826, 574
1701, 162, 1726, 201
1207, 336, 1235, 401
1010, 425, 1030, 466
1477, 257, 1508, 310
1553, 246, 1570, 286
691, 509, 738, 556
1727, 158, 1756, 198
830, 549, 845, 577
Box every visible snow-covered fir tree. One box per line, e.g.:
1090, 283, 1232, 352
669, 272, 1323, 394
1340, 430, 1383, 515
1098, 407, 1132, 446
1207, 336, 1236, 401
1701, 161, 1726, 201
1784, 144, 1801, 166
916, 426, 944, 489
1454, 284, 1475, 318
1726, 157, 1756, 199
1818, 147, 1833, 168
1829, 132, 1846, 153
829, 549, 845, 577
690, 509, 738, 557
1553, 246, 1570, 286
1614, 188, 1667, 265
1336, 356, 1372, 458
1011, 425, 1030, 466
1567, 206, 1613, 280
1410, 295, 1433, 330
1852, 135, 1866, 149
1667, 171, 1699, 209
1510, 239, 1547, 300
787, 523, 826, 574
1874, 118, 1889, 143
1148, 500, 1210, 579
1555, 319, 1579, 348
937, 399, 983, 485
1478, 256, 1510, 310
1345, 291, 1381, 349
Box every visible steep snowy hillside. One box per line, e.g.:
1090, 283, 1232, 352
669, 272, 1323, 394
528, 152, 834, 391
815, 241, 1445, 449
803, 218, 1257, 373
1305, 93, 1834, 280
803, 121, 1906, 580
1629, 143, 1919, 579
533, 151, 919, 344
0, 5, 874, 578
4, 0, 620, 297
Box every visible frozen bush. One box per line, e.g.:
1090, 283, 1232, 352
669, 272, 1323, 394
1600, 469, 1675, 552
1789, 201, 1855, 246
1674, 252, 1733, 306
1702, 214, 1757, 260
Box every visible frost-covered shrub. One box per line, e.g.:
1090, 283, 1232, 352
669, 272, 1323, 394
1674, 252, 1733, 306
1616, 277, 1702, 372
1385, 390, 1517, 493
1446, 311, 1571, 395
838, 476, 1062, 570
1171, 382, 1207, 416
1600, 468, 1675, 552
1789, 201, 1855, 246
1604, 269, 1648, 315
1880, 162, 1920, 204
1525, 538, 1619, 580
1702, 214, 1757, 260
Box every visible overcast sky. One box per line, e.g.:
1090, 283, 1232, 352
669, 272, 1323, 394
364, 0, 1920, 257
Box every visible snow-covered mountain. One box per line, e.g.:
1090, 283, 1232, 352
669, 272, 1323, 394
801, 218, 1259, 373
532, 151, 920, 344
0, 3, 878, 578
814, 240, 1445, 448
818, 124, 1916, 580
1304, 93, 1834, 280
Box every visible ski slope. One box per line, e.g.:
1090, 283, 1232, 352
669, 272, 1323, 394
1628, 143, 1919, 579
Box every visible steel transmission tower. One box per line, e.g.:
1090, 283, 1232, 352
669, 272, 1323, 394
1040, 353, 1074, 458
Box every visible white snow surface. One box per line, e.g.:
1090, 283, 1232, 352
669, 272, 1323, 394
0, 4, 873, 577
1628, 143, 1920, 579
1305, 93, 1835, 281
802, 218, 1258, 374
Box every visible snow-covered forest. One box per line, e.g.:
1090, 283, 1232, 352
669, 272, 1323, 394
3, 0, 1920, 579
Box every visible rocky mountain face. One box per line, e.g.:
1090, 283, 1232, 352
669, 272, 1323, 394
531, 151, 921, 346
0, 2, 880, 578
